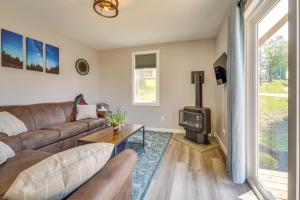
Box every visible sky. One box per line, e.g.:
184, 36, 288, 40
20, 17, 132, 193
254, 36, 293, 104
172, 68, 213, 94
1, 29, 23, 60
26, 37, 43, 66
258, 0, 288, 41
46, 44, 59, 68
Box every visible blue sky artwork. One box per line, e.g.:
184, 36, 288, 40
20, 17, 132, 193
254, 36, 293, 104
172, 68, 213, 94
26, 37, 43, 67
1, 29, 23, 60
46, 44, 59, 69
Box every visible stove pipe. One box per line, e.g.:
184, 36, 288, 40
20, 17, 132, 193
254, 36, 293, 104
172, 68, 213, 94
195, 74, 202, 107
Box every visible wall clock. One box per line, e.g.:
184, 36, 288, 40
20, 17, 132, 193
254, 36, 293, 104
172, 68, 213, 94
75, 59, 89, 75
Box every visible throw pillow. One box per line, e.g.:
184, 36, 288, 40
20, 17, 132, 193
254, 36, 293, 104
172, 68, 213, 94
4, 143, 114, 200
0, 141, 15, 165
0, 111, 28, 136
75, 94, 88, 105
76, 105, 97, 120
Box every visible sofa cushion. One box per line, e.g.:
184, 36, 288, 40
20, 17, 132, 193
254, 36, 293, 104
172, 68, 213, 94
77, 118, 106, 130
38, 142, 60, 154
4, 143, 114, 200
0, 150, 51, 198
47, 122, 88, 139
66, 149, 137, 200
20, 130, 61, 150
28, 103, 67, 130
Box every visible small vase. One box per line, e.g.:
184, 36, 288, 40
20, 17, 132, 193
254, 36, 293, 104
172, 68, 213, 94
113, 124, 120, 133
113, 125, 119, 133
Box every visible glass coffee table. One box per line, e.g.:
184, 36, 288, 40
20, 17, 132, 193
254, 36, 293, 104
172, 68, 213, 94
78, 124, 145, 156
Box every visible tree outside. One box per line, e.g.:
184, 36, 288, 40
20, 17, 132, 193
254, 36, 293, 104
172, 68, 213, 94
260, 36, 288, 82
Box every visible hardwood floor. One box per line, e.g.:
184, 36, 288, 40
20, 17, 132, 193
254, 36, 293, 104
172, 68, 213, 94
145, 137, 251, 200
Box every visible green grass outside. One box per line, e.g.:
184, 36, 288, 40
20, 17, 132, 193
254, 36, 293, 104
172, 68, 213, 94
137, 79, 156, 101
259, 80, 288, 94
258, 80, 288, 152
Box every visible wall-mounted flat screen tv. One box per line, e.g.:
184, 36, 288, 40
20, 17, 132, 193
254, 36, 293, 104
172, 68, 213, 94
213, 52, 227, 85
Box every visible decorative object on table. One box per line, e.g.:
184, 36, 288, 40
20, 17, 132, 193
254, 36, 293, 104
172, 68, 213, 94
93, 0, 119, 18
75, 94, 88, 105
1, 29, 23, 69
4, 143, 114, 200
46, 44, 59, 74
75, 59, 89, 75
76, 105, 97, 120
26, 37, 43, 72
106, 106, 126, 133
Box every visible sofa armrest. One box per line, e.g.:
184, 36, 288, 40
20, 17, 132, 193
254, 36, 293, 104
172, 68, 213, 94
66, 149, 137, 200
0, 133, 6, 138
0, 135, 23, 152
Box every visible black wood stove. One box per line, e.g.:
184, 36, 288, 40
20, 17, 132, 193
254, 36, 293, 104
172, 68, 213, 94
179, 71, 211, 144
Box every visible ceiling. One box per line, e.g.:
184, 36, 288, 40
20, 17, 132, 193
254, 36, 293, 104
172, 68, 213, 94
0, 0, 231, 50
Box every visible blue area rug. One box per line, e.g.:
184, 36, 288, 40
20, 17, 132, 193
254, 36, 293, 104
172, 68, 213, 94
127, 131, 172, 200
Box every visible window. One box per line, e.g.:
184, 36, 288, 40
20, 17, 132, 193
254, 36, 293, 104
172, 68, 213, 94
132, 50, 159, 106
246, 0, 288, 199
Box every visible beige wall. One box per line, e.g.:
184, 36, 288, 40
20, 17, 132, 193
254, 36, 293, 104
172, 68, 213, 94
215, 15, 229, 153
99, 39, 217, 132
0, 9, 102, 105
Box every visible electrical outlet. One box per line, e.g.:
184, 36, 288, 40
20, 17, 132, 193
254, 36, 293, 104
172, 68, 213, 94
161, 116, 165, 122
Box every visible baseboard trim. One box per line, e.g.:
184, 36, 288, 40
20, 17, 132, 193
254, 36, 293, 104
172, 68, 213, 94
215, 134, 228, 156
145, 127, 185, 134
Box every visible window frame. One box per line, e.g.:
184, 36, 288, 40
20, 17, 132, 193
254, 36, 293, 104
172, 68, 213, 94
132, 50, 160, 106
245, 0, 290, 199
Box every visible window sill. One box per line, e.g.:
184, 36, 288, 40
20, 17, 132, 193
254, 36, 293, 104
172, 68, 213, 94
132, 102, 160, 107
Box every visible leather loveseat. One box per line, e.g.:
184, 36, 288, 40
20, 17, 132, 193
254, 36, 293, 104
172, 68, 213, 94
0, 101, 137, 200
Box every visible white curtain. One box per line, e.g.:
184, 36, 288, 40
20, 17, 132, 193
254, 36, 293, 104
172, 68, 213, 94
227, 0, 246, 184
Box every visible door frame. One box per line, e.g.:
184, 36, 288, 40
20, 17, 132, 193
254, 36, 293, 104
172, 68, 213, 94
245, 0, 283, 199
288, 0, 300, 199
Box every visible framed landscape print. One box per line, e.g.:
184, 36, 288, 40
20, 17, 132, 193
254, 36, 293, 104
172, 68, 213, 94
46, 44, 59, 74
26, 37, 43, 72
1, 29, 23, 69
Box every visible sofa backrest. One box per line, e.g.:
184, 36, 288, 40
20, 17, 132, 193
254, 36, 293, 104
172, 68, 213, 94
0, 101, 76, 131
28, 103, 67, 130
59, 101, 76, 122
0, 106, 36, 131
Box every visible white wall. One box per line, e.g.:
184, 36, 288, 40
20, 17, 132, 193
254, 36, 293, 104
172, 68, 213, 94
0, 9, 102, 105
98, 39, 217, 132
215, 14, 229, 153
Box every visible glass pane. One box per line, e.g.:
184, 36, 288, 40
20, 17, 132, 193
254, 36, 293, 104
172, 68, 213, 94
257, 1, 288, 199
135, 68, 157, 103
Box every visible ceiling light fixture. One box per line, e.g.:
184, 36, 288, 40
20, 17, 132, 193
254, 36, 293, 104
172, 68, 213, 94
93, 0, 119, 18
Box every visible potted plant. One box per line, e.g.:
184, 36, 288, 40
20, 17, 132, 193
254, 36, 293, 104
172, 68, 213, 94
106, 107, 126, 133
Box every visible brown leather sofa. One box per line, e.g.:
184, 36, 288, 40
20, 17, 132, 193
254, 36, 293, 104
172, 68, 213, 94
0, 102, 137, 200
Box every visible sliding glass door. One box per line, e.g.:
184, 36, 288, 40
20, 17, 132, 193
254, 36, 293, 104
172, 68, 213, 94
246, 0, 288, 199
